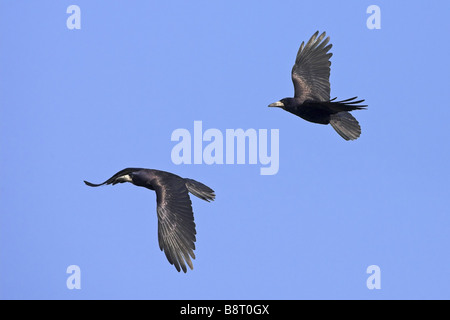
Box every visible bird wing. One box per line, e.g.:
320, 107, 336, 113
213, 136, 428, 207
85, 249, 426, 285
291, 31, 332, 102
153, 175, 197, 273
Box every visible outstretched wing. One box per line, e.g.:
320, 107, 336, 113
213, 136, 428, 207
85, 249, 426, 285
154, 175, 196, 273
291, 31, 332, 102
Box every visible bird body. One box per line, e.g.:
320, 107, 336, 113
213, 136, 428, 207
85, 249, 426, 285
275, 98, 333, 124
269, 31, 367, 140
84, 168, 215, 273
274, 97, 367, 125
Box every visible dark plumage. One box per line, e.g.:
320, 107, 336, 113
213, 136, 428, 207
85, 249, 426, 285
84, 168, 215, 273
269, 31, 367, 140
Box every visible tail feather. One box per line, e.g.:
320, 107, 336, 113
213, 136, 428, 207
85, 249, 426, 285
184, 179, 215, 202
330, 111, 362, 141
326, 96, 367, 112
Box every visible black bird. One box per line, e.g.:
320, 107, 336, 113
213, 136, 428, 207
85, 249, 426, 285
84, 168, 215, 273
269, 31, 367, 140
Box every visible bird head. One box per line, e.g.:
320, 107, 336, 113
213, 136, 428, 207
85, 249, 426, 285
113, 173, 133, 184
268, 98, 291, 109
84, 168, 141, 187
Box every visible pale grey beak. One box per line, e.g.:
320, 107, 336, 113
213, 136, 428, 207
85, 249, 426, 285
116, 174, 133, 183
268, 101, 284, 108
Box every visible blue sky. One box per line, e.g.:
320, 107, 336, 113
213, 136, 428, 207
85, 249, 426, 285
1, 0, 449, 299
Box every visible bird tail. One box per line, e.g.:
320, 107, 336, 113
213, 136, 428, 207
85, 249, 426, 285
326, 96, 367, 112
184, 179, 216, 202
330, 111, 362, 141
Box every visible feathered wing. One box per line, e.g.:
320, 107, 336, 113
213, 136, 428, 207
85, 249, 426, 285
154, 176, 197, 273
291, 31, 332, 101
330, 112, 362, 141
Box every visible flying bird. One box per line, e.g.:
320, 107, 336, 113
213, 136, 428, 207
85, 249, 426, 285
269, 31, 367, 140
84, 168, 215, 273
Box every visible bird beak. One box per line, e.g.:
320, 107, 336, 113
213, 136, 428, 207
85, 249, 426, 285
268, 101, 284, 108
116, 174, 133, 184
